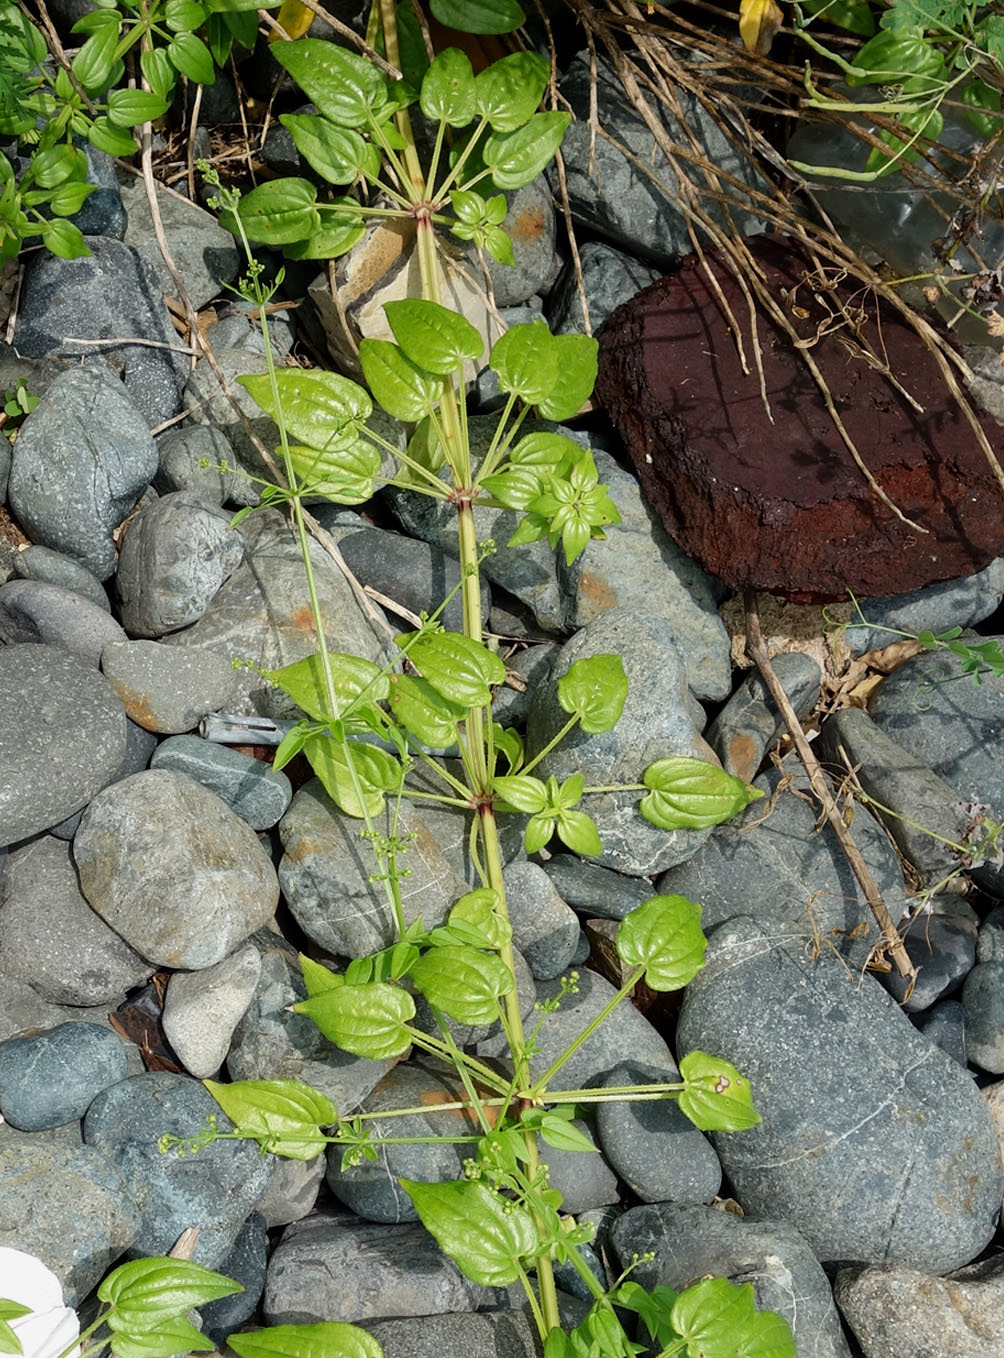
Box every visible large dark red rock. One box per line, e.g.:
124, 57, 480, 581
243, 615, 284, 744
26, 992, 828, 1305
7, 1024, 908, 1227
595, 233, 1004, 603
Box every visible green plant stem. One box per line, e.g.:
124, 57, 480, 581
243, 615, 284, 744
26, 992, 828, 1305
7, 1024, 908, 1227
404, 1027, 512, 1094
520, 714, 579, 777
526, 967, 645, 1101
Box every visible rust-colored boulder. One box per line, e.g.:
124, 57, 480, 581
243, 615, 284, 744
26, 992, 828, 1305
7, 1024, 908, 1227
595, 233, 1004, 603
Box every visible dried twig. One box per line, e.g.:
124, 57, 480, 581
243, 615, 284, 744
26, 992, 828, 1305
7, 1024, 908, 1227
744, 588, 916, 985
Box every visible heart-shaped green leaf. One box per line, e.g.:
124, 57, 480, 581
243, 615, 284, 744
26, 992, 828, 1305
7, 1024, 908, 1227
399, 630, 506, 708
401, 1178, 537, 1285
271, 39, 388, 127
484, 112, 571, 189
421, 48, 477, 127
294, 981, 415, 1059
677, 1051, 762, 1132
203, 1078, 337, 1160
267, 652, 388, 725
384, 299, 483, 375
639, 758, 763, 830
98, 1258, 241, 1329
556, 654, 628, 733
359, 339, 442, 421
410, 945, 513, 1025
616, 895, 707, 991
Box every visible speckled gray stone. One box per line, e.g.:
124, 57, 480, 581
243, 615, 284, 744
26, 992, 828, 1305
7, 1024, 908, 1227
548, 239, 662, 336
153, 424, 258, 507
83, 1071, 273, 1267
677, 915, 1004, 1272
120, 173, 240, 312
73, 769, 279, 969
115, 491, 246, 637
501, 860, 581, 980
7, 366, 158, 581
150, 734, 292, 830
706, 652, 822, 783
338, 524, 491, 635
182, 348, 277, 479
279, 779, 464, 958
541, 854, 653, 922
610, 1204, 851, 1358
365, 1312, 541, 1358
843, 558, 1004, 655
656, 762, 909, 966
14, 238, 184, 426
523, 966, 674, 1092
0, 644, 127, 847
962, 961, 1004, 1073
162, 944, 262, 1078
161, 517, 393, 719
815, 707, 974, 890
12, 545, 110, 611
0, 836, 152, 1005
0, 1022, 128, 1131
0, 1139, 139, 1306
47, 714, 157, 843
594, 1059, 722, 1205
0, 578, 125, 665
101, 640, 239, 734
263, 1211, 492, 1325
199, 1211, 268, 1346
527, 605, 716, 876
324, 1061, 471, 1224
834, 1254, 1004, 1358
560, 449, 732, 701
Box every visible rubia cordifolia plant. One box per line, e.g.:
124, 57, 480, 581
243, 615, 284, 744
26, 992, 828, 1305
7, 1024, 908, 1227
2, 5, 793, 1357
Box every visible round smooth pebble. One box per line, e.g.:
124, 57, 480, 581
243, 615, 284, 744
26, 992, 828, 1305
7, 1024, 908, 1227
0, 644, 126, 847
12, 545, 110, 611
0, 579, 125, 666
100, 640, 239, 734
115, 490, 246, 637
502, 860, 581, 980
0, 836, 152, 1005
0, 1022, 128, 1131
162, 944, 263, 1078
150, 734, 292, 830
73, 769, 279, 970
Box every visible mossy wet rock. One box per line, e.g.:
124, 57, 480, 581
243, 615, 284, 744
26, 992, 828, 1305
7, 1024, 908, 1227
73, 769, 279, 970
676, 915, 1004, 1272
596, 233, 1004, 602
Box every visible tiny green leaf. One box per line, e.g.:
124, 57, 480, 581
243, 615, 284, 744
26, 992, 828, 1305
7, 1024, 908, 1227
536, 1113, 597, 1154
556, 653, 628, 734
399, 630, 506, 707
556, 808, 602, 857
400, 1179, 537, 1285
448, 888, 511, 950
280, 116, 372, 185
421, 48, 477, 126
384, 299, 483, 375
359, 339, 443, 421
267, 652, 389, 725
167, 32, 216, 85
97, 1258, 241, 1329
38, 219, 89, 260
616, 895, 707, 991
474, 51, 549, 131
227, 1322, 384, 1358
484, 112, 571, 189
640, 757, 763, 830
294, 981, 416, 1059
239, 368, 372, 447
410, 945, 513, 1025
105, 88, 172, 127
524, 812, 556, 854
300, 953, 345, 997
203, 1078, 337, 1160
677, 1051, 762, 1132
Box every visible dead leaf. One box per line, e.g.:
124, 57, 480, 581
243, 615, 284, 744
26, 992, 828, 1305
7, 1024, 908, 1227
739, 0, 784, 56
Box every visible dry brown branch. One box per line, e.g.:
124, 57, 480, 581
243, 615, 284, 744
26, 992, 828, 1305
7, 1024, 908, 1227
744, 590, 916, 985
